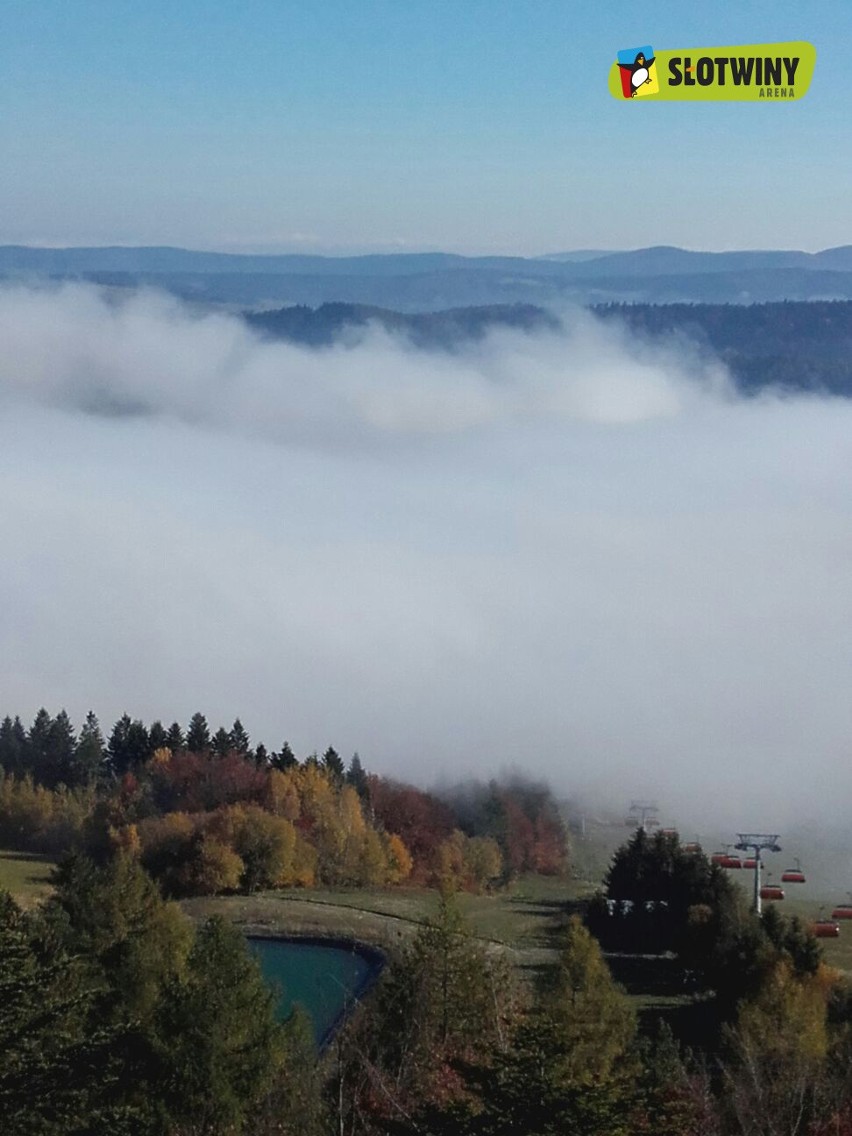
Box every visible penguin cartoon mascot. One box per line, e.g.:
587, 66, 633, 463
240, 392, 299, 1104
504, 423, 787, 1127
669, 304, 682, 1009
630, 51, 655, 96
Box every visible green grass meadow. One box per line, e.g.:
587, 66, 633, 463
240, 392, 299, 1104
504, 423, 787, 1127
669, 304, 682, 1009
0, 850, 56, 907
181, 872, 586, 978
5, 825, 852, 980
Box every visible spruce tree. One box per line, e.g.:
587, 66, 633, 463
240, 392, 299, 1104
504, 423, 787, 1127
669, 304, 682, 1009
0, 889, 157, 1134
46, 709, 77, 788
346, 752, 369, 800
272, 741, 298, 772
108, 716, 150, 775
27, 708, 54, 785
147, 720, 168, 753
107, 714, 133, 777
322, 746, 345, 783
212, 726, 232, 758
186, 712, 211, 753
0, 716, 26, 777
165, 721, 185, 751
46, 853, 192, 1026
74, 710, 106, 785
155, 916, 283, 1132
229, 718, 251, 756
125, 719, 151, 769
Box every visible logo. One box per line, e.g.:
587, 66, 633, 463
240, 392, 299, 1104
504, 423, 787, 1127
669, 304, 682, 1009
608, 41, 816, 101
616, 46, 659, 99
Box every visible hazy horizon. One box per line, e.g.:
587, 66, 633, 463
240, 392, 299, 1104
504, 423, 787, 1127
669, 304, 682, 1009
1, 2, 848, 253
2, 241, 850, 258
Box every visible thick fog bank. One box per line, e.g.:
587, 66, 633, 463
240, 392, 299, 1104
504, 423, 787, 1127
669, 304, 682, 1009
0, 284, 849, 829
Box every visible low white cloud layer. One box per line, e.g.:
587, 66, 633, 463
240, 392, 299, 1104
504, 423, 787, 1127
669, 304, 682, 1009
0, 283, 850, 832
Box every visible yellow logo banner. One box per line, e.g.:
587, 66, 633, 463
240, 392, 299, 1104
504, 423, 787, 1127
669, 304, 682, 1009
609, 42, 816, 101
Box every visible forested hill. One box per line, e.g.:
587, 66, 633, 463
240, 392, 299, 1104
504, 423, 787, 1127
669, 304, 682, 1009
244, 298, 852, 397
593, 300, 852, 396
245, 301, 558, 349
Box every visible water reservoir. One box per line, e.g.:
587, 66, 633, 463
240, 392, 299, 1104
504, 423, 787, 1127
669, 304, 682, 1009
248, 936, 384, 1047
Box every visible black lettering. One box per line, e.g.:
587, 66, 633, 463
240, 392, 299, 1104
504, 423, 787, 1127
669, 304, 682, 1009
668, 57, 683, 85
730, 57, 754, 85
764, 57, 781, 85
714, 57, 728, 84
697, 57, 714, 85
755, 59, 763, 85
784, 57, 799, 85
683, 56, 695, 85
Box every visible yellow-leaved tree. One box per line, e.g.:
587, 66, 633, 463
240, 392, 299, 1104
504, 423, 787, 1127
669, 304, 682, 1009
384, 832, 413, 884
724, 958, 836, 1136
480, 915, 637, 1135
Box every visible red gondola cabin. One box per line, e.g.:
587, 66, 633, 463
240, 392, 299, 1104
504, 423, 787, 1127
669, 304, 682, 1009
760, 885, 785, 901
781, 868, 806, 883
812, 920, 840, 938
832, 905, 852, 920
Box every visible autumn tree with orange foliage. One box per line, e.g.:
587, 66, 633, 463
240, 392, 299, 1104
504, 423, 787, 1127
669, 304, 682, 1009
368, 777, 457, 884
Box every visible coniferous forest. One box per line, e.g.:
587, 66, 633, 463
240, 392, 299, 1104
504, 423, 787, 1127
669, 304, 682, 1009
4, 709, 852, 1134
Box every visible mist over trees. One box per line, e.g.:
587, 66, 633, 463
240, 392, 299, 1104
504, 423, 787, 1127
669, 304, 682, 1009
594, 300, 852, 397
244, 297, 852, 398
246, 301, 558, 349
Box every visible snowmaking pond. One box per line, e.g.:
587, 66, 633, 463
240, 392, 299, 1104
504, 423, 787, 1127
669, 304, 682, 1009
248, 937, 384, 1048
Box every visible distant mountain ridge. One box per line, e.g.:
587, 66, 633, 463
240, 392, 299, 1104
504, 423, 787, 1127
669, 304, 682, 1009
3, 243, 852, 276
570, 245, 852, 276
0, 245, 487, 277
3, 243, 852, 309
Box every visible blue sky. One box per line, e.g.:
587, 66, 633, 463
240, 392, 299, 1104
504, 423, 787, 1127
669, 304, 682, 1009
0, 0, 848, 254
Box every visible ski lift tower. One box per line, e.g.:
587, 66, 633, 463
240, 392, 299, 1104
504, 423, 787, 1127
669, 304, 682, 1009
735, 833, 781, 915
626, 801, 660, 833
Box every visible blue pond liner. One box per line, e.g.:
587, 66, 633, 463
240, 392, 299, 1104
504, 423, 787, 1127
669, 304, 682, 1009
247, 935, 385, 1049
